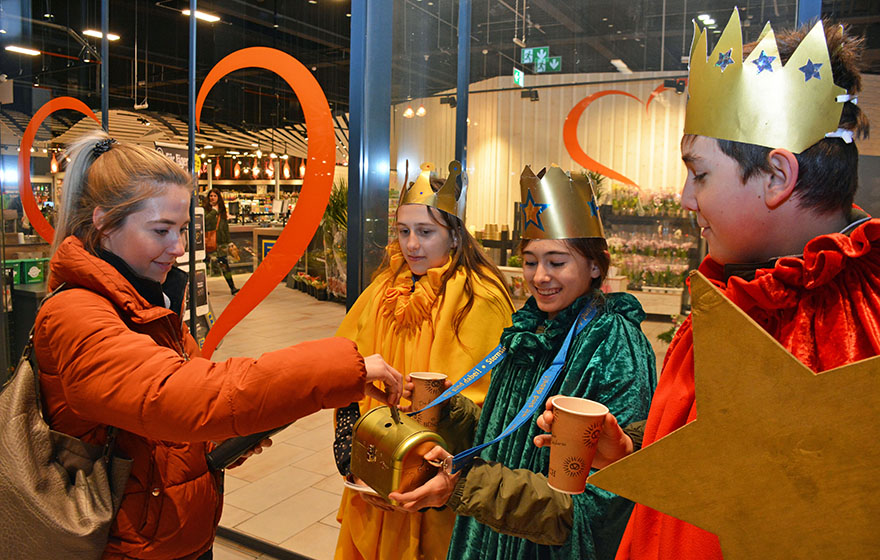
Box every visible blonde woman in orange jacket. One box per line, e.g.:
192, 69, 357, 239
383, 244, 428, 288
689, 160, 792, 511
35, 131, 402, 559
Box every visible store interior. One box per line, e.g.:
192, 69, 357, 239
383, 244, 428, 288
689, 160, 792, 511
1, 1, 879, 558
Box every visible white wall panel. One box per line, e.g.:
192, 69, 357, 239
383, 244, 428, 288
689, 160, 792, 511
392, 70, 689, 229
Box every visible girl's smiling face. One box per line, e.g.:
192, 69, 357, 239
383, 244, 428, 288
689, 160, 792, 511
522, 239, 599, 319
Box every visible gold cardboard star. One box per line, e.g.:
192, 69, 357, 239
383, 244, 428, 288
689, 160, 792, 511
589, 272, 880, 559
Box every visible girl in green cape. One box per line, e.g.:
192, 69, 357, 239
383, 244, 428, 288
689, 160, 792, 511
389, 166, 657, 559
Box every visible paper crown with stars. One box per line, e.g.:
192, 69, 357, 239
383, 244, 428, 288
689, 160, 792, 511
519, 165, 604, 240
684, 9, 847, 153
399, 161, 467, 220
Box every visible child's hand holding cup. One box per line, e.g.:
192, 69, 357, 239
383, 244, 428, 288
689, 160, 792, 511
408, 372, 448, 430
546, 395, 608, 494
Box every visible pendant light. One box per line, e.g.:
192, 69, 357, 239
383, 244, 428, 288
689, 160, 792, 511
283, 159, 291, 179
49, 151, 59, 173
214, 160, 221, 179
233, 160, 241, 179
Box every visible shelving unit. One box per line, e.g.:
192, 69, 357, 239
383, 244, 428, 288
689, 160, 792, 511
601, 206, 703, 316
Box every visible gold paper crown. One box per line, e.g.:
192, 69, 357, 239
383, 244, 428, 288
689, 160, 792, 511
520, 165, 604, 240
399, 161, 467, 220
684, 9, 847, 153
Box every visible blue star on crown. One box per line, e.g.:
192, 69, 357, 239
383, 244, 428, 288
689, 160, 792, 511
799, 59, 822, 82
588, 199, 598, 217
522, 190, 549, 232
715, 49, 734, 72
753, 50, 776, 74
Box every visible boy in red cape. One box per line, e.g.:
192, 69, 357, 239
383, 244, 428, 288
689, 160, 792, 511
537, 11, 877, 560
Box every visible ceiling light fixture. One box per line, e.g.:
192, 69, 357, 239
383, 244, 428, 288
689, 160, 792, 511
182, 9, 220, 23
415, 104, 426, 117
403, 105, 415, 119
5, 45, 40, 56
697, 14, 711, 22
610, 58, 633, 74
83, 29, 120, 41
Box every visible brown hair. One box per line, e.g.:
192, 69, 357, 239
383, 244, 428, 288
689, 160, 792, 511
519, 237, 611, 293
53, 130, 192, 255
202, 187, 228, 221
684, 21, 869, 214
376, 202, 510, 340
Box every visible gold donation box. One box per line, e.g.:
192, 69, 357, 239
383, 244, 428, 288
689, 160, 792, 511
351, 406, 448, 502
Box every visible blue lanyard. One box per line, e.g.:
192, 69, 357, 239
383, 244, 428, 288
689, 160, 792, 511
409, 302, 599, 474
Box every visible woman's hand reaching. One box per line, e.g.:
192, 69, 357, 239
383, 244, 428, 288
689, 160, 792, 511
363, 354, 403, 406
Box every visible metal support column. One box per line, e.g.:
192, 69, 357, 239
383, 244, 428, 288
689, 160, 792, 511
187, 0, 197, 337
100, 0, 109, 131
454, 0, 472, 169
346, 0, 393, 307
797, 0, 821, 27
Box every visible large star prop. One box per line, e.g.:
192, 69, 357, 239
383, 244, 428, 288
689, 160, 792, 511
522, 190, 549, 232
589, 273, 880, 559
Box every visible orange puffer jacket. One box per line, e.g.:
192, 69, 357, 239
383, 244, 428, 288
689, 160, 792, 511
35, 237, 367, 559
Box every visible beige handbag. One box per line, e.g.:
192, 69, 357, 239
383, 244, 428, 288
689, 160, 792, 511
0, 289, 132, 559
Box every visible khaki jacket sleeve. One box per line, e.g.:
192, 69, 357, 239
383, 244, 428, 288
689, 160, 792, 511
435, 394, 482, 455
447, 458, 573, 546
35, 290, 366, 442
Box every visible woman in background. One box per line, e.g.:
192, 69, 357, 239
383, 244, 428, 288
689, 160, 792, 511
202, 187, 239, 295
333, 162, 515, 560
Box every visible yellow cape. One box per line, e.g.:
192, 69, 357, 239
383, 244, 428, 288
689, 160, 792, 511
335, 250, 514, 560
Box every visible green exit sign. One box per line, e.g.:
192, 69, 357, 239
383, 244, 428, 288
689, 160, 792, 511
513, 68, 524, 87
536, 56, 562, 73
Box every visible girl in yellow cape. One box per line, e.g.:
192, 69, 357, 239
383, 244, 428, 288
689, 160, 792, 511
332, 175, 514, 560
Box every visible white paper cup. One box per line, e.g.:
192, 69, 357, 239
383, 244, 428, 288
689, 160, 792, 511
409, 372, 447, 429
547, 396, 608, 494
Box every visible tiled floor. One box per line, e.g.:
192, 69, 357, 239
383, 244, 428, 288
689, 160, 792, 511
206, 273, 673, 560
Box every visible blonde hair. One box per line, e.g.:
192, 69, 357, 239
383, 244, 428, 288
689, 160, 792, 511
53, 130, 192, 255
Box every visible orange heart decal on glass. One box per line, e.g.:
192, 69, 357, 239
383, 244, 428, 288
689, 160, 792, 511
18, 97, 101, 243
197, 47, 334, 358
563, 83, 677, 191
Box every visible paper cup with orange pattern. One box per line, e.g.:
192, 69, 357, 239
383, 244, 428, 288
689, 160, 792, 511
409, 372, 448, 430
547, 396, 609, 494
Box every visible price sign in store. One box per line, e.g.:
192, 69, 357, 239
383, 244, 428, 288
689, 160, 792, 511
513, 68, 524, 87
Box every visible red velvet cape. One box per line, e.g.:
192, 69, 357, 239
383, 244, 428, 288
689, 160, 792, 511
616, 219, 880, 559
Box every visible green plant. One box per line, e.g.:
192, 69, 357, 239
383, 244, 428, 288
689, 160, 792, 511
583, 170, 607, 204
323, 178, 348, 231
657, 314, 687, 344
507, 254, 523, 267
